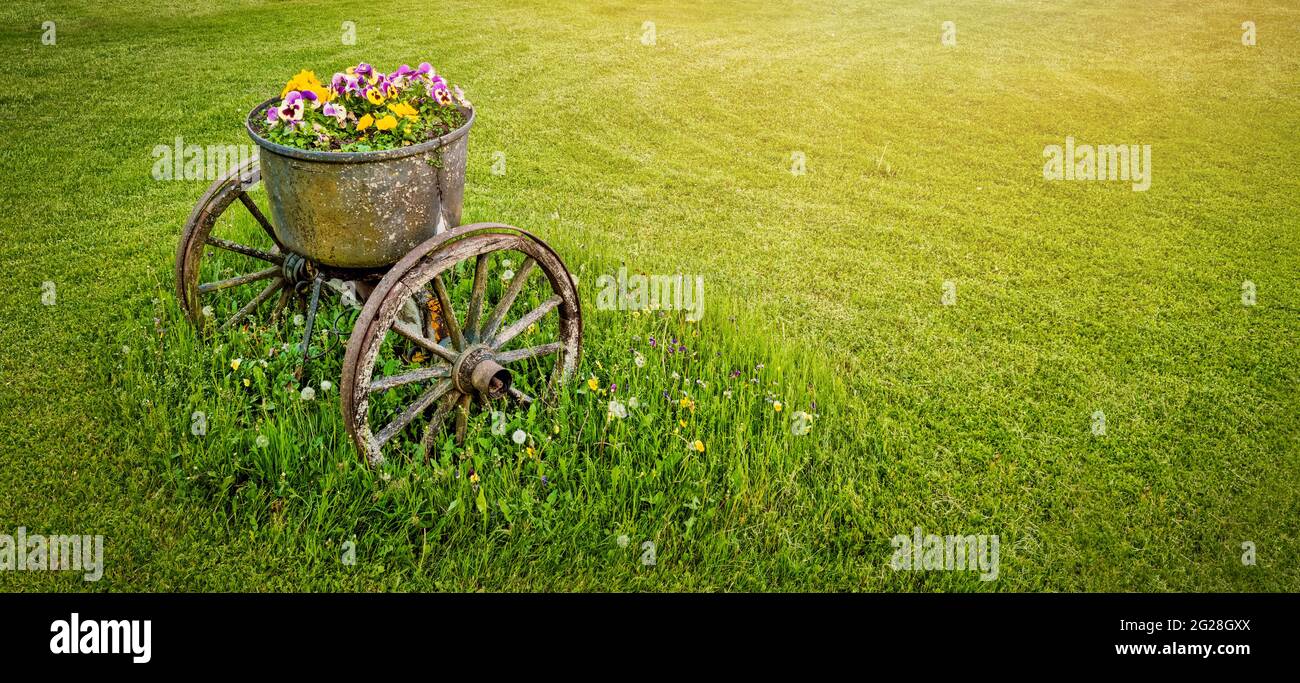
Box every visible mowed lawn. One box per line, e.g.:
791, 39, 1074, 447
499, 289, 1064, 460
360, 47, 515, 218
1, 0, 1297, 591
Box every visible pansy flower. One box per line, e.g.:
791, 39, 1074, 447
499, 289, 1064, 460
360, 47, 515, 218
375, 115, 398, 131
356, 114, 374, 131
453, 85, 471, 107
278, 91, 307, 121
390, 64, 414, 88
340, 75, 364, 98
322, 102, 347, 124
387, 101, 418, 120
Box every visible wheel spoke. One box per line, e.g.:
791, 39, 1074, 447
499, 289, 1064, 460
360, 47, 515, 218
431, 274, 466, 351
375, 379, 454, 446
508, 386, 535, 407
270, 287, 294, 323
368, 365, 451, 394
492, 295, 561, 348
463, 253, 490, 342
206, 236, 283, 265
198, 266, 280, 294
220, 279, 284, 331
236, 191, 284, 250
391, 321, 458, 363
419, 391, 462, 456
496, 341, 563, 365
481, 257, 536, 340
454, 393, 471, 444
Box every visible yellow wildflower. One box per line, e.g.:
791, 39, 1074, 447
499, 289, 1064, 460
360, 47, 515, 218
356, 114, 373, 131
693, 440, 705, 453
587, 377, 599, 391
375, 115, 398, 131
230, 358, 241, 371
679, 419, 687, 428
774, 401, 783, 413
243, 378, 250, 387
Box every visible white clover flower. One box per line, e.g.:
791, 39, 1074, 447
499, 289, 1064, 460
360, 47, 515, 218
511, 429, 526, 445
255, 434, 269, 448
501, 258, 513, 269
320, 380, 333, 392
300, 385, 316, 401
628, 397, 640, 410
608, 399, 627, 419
501, 269, 515, 283
617, 534, 629, 548
293, 313, 305, 326
121, 345, 130, 355
201, 305, 214, 318
724, 390, 733, 399
634, 351, 645, 368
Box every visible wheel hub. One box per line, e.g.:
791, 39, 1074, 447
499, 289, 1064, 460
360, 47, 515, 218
452, 345, 512, 399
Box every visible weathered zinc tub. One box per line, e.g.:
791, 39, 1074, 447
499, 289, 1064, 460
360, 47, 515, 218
245, 98, 473, 269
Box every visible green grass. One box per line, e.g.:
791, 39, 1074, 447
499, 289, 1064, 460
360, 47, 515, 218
1, 0, 1297, 591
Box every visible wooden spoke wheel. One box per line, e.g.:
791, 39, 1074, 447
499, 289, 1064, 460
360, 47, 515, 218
175, 158, 298, 332
342, 223, 582, 465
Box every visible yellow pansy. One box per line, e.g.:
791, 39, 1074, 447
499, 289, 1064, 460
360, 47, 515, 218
366, 88, 386, 105
356, 114, 374, 131
282, 70, 331, 101
387, 101, 419, 119
375, 115, 398, 131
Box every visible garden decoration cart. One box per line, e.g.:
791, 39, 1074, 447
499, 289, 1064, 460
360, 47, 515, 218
175, 98, 582, 465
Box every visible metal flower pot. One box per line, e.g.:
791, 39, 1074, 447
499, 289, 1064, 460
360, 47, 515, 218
245, 98, 474, 269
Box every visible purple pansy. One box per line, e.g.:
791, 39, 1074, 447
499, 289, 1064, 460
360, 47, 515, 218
277, 91, 305, 121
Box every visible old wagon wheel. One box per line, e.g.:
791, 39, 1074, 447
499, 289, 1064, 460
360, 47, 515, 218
175, 158, 297, 332
342, 223, 582, 465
